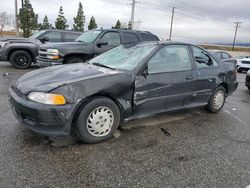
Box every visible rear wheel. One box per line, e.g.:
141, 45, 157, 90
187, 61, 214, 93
9, 50, 32, 69
206, 86, 226, 113
75, 97, 121, 144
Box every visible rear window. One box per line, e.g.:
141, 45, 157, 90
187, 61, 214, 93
123, 32, 140, 44
141, 33, 159, 41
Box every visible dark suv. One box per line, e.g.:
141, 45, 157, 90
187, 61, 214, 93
0, 30, 82, 69
36, 29, 159, 67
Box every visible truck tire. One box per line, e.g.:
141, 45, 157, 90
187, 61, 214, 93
9, 50, 32, 69
75, 97, 121, 144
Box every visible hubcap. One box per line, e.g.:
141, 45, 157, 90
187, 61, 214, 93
86, 106, 114, 137
213, 90, 225, 109
15, 55, 28, 66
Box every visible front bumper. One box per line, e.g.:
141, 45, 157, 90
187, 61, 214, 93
36, 57, 63, 67
9, 86, 75, 136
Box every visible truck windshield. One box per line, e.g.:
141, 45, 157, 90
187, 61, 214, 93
89, 44, 157, 71
75, 30, 101, 43
29, 31, 46, 39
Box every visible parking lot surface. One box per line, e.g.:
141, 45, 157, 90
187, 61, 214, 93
0, 62, 250, 188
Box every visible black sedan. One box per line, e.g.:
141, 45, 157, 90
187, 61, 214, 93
9, 41, 238, 144
246, 70, 250, 90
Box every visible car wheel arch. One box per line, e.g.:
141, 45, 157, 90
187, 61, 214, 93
7, 48, 34, 61
70, 93, 124, 134
215, 82, 228, 95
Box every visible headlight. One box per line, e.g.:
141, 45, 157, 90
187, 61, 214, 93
247, 70, 250, 76
27, 92, 66, 105
46, 49, 59, 60
0, 41, 10, 48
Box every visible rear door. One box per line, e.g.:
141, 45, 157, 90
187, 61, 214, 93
133, 44, 197, 115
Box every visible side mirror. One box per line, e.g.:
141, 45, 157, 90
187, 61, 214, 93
196, 57, 213, 66
40, 37, 49, 43
96, 39, 108, 47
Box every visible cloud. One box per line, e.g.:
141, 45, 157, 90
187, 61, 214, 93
0, 0, 249, 43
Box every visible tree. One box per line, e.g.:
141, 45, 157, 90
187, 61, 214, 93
88, 16, 97, 30
0, 12, 11, 37
73, 2, 85, 32
112, 20, 121, 29
19, 0, 38, 37
55, 6, 68, 30
42, 15, 50, 29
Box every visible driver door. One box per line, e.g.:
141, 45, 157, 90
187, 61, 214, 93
133, 44, 197, 115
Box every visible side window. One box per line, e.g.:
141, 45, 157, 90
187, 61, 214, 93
222, 52, 231, 59
192, 46, 219, 68
42, 31, 61, 42
141, 33, 159, 41
123, 32, 140, 44
64, 33, 81, 42
101, 32, 121, 46
148, 45, 192, 74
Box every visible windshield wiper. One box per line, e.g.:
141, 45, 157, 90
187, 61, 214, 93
92, 63, 116, 70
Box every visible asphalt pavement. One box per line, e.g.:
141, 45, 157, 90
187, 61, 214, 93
0, 62, 250, 188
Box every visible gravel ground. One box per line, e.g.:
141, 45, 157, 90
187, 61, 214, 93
0, 61, 250, 188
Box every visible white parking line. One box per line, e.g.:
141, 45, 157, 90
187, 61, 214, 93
223, 109, 247, 126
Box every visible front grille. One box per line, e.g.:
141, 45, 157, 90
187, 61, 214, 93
39, 48, 49, 59
242, 61, 250, 64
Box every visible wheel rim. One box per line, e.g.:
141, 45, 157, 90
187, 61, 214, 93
15, 55, 28, 67
213, 90, 225, 109
86, 106, 114, 137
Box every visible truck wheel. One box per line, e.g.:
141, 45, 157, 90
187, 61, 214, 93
75, 97, 121, 144
206, 86, 226, 113
64, 57, 84, 64
9, 50, 32, 69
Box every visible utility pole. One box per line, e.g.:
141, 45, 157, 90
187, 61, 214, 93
14, 0, 19, 36
169, 7, 175, 41
130, 0, 140, 29
232, 22, 241, 51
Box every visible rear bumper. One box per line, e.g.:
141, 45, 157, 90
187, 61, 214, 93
227, 81, 238, 95
9, 86, 75, 136
36, 57, 63, 67
0, 48, 8, 61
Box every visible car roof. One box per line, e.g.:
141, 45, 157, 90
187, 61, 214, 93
92, 28, 157, 35
43, 29, 82, 33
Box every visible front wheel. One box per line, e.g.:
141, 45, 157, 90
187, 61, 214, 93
75, 97, 121, 144
9, 50, 32, 69
206, 86, 226, 113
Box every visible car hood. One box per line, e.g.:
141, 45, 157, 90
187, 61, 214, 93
1, 37, 40, 44
15, 63, 123, 95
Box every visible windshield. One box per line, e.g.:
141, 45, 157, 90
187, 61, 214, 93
29, 31, 46, 39
89, 44, 157, 71
75, 30, 101, 42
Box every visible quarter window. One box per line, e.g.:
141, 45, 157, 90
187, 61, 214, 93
148, 45, 192, 74
192, 46, 219, 68
101, 32, 121, 46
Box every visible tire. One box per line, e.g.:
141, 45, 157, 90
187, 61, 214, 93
9, 50, 32, 69
206, 86, 226, 113
64, 57, 84, 64
75, 97, 121, 144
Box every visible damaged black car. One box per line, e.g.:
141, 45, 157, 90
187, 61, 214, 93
9, 41, 238, 144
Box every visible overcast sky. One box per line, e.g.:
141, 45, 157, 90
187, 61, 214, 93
1, 0, 250, 43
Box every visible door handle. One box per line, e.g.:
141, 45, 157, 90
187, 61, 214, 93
185, 75, 193, 81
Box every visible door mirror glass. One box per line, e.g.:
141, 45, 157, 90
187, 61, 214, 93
40, 37, 49, 43
195, 57, 212, 66
96, 39, 108, 47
